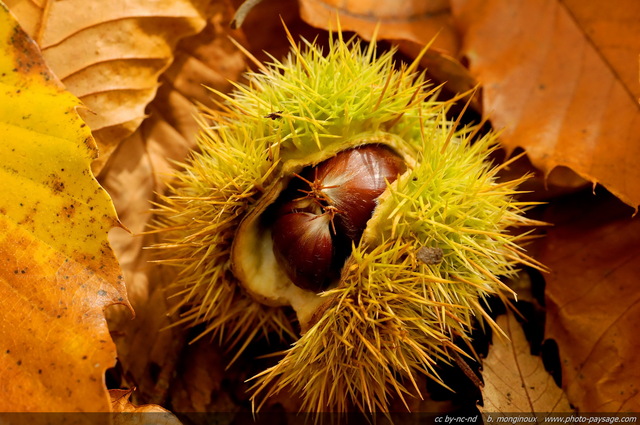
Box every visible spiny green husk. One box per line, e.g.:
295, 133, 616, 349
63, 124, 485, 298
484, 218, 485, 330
151, 29, 542, 414
250, 116, 539, 413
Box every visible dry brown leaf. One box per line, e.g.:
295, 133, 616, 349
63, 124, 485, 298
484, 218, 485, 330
102, 0, 330, 408
451, 0, 640, 209
298, 0, 459, 54
110, 389, 183, 424
539, 192, 640, 412
167, 340, 237, 412
5, 0, 210, 173
0, 6, 129, 412
101, 1, 249, 404
103, 2, 329, 407
481, 313, 573, 414
232, 0, 330, 64
561, 0, 640, 100
396, 40, 479, 112
239, 0, 475, 114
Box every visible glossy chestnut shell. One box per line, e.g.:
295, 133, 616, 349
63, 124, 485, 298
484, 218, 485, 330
270, 144, 406, 292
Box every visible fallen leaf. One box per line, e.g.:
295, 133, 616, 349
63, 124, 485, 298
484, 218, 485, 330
298, 0, 459, 54
233, 0, 331, 64
539, 191, 640, 412
288, 0, 480, 120
111, 389, 183, 424
451, 0, 640, 209
0, 5, 129, 412
395, 40, 480, 113
167, 339, 237, 413
100, 2, 332, 408
101, 1, 248, 404
5, 0, 210, 173
480, 312, 574, 414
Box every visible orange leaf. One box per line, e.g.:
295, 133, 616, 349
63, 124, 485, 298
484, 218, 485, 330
452, 0, 640, 209
5, 0, 209, 173
539, 193, 640, 411
298, 0, 459, 54
0, 6, 129, 411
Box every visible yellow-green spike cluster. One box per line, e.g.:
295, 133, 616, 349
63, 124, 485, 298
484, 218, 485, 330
251, 118, 539, 412
151, 28, 542, 413
151, 127, 296, 351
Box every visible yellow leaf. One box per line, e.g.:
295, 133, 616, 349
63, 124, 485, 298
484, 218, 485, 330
0, 5, 129, 412
5, 0, 209, 173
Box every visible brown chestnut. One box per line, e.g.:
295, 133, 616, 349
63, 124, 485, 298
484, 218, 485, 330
271, 211, 335, 292
271, 144, 406, 292
304, 144, 406, 241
